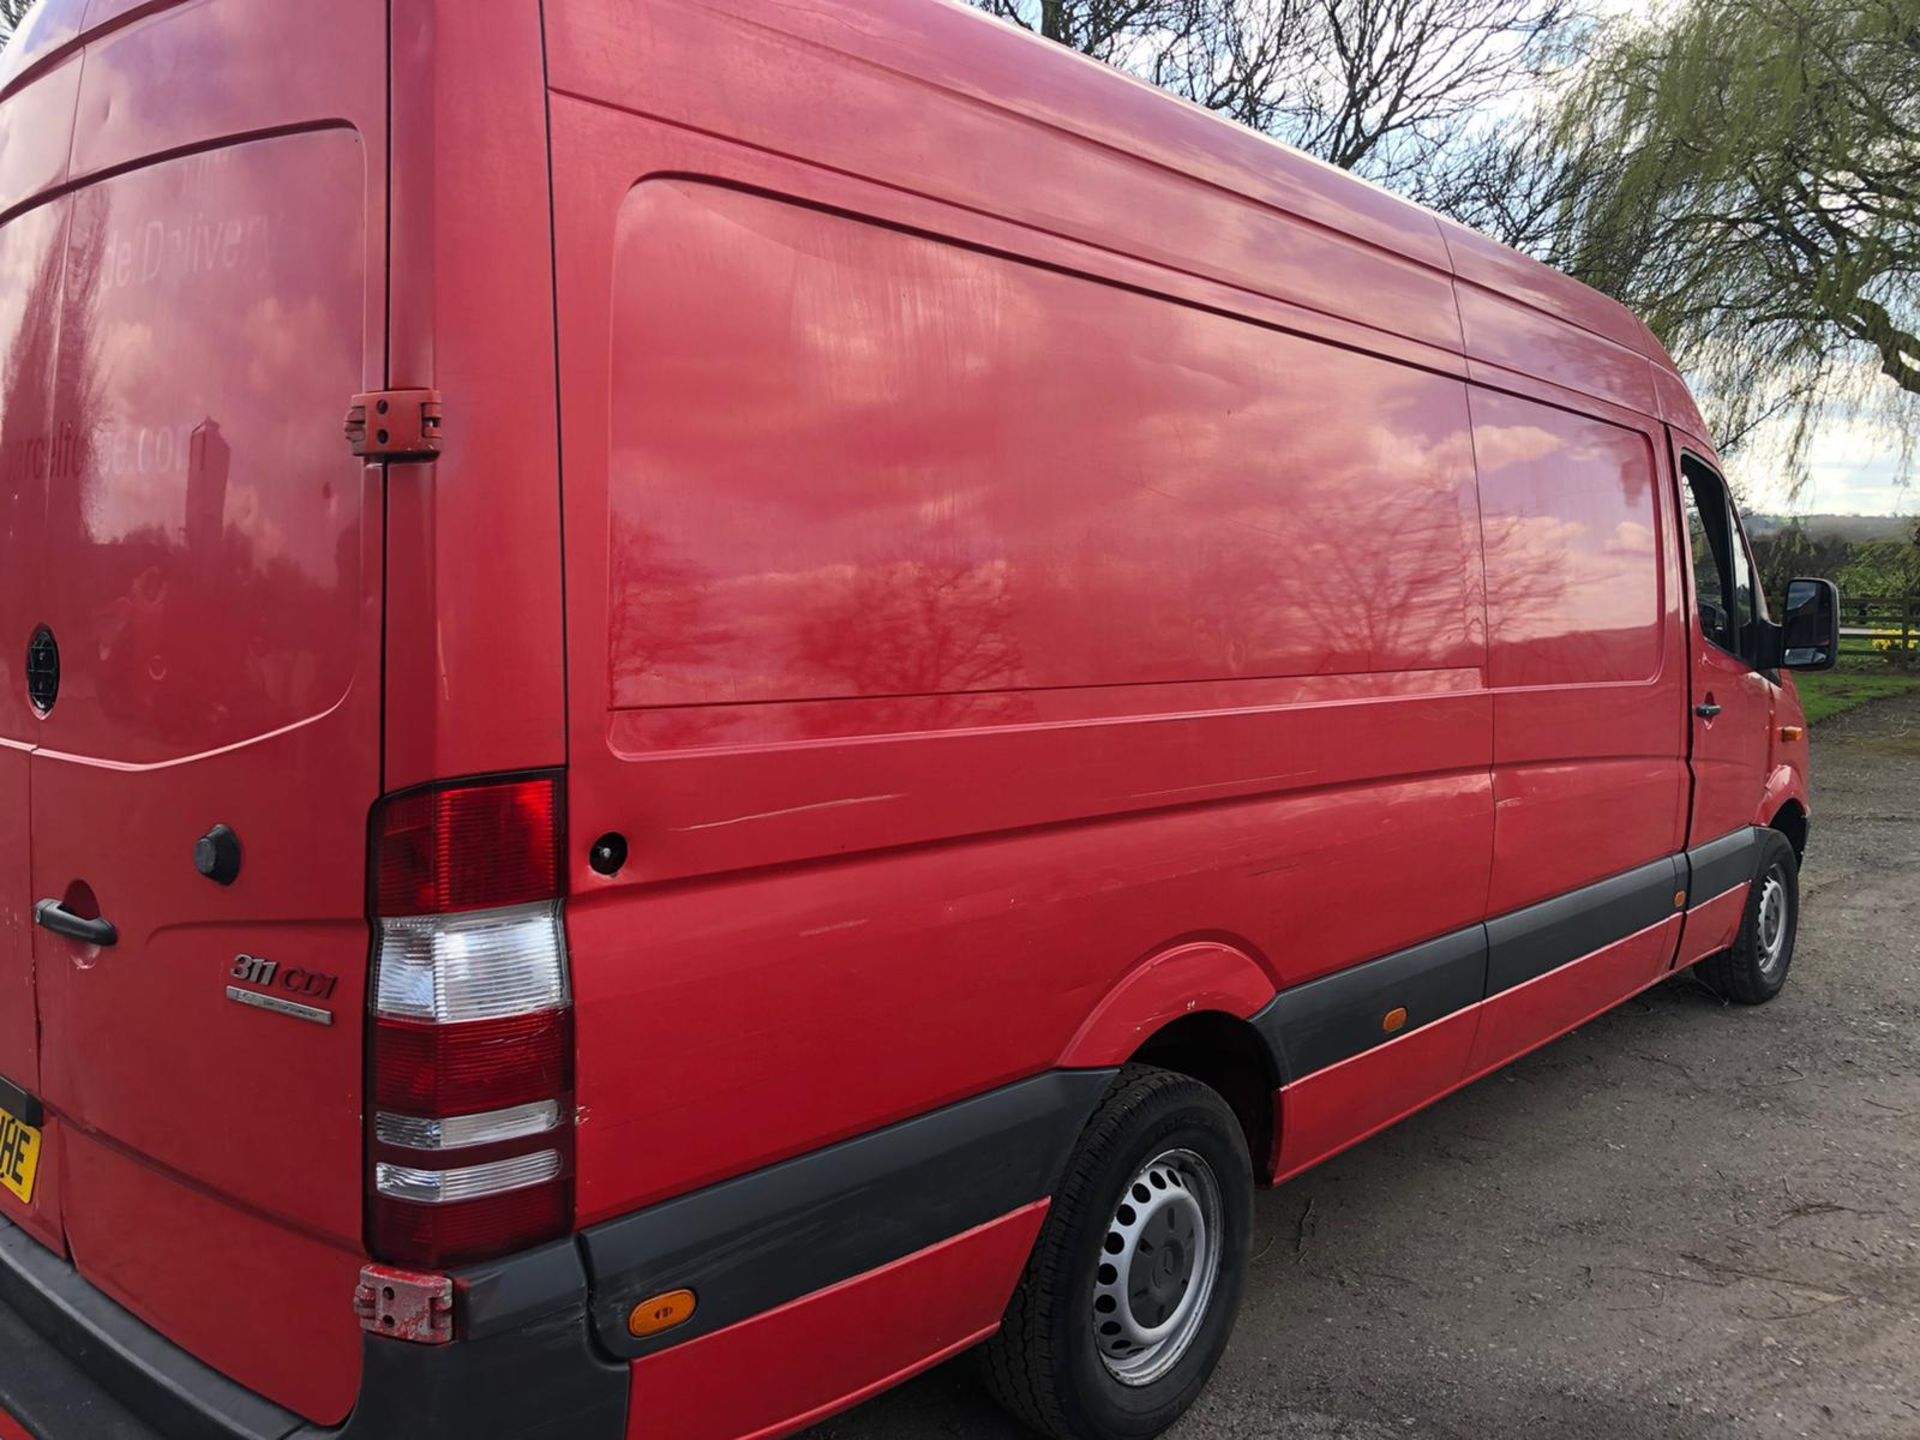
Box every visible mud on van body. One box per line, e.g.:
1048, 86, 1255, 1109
0, 2, 1838, 1438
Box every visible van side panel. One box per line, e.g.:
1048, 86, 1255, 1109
0, 53, 78, 210
1438, 218, 1652, 359
543, 0, 1462, 355
547, 90, 1494, 1228
538, 0, 1740, 1422
1273, 1003, 1482, 1179
67, 2, 361, 179
623, 1205, 1049, 1440
1472, 387, 1689, 916
1276, 907, 1685, 1180
1467, 916, 1682, 1077
1653, 364, 1711, 441
1458, 284, 1659, 416
1671, 880, 1750, 972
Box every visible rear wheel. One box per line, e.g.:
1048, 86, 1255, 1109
1700, 829, 1800, 1005
981, 1066, 1253, 1440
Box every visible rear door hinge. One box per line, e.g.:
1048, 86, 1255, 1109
346, 389, 443, 462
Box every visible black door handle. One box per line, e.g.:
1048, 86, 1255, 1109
1695, 702, 1723, 720
34, 901, 117, 948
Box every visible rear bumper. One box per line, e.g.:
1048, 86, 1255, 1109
0, 1071, 1112, 1440
0, 1210, 1057, 1440
0, 1222, 626, 1440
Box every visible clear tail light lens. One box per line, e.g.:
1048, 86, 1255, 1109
375, 1152, 564, 1205
367, 773, 574, 1270
375, 1100, 561, 1152
375, 904, 569, 1023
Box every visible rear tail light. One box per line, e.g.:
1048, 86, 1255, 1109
375, 777, 560, 917
367, 773, 574, 1269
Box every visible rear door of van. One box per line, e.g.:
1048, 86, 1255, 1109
0, 0, 388, 1423
0, 160, 66, 1261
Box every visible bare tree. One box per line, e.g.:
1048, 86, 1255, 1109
969, 0, 1212, 67
1282, 0, 1577, 184
1404, 109, 1599, 252
0, 0, 33, 48
968, 0, 1577, 189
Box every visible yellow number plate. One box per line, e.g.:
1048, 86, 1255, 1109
0, 1106, 41, 1205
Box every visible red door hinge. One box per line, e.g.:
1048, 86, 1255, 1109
346, 389, 443, 462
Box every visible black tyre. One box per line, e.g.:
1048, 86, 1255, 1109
1700, 829, 1800, 1005
981, 1066, 1253, 1440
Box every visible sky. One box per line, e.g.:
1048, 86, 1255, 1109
1771, 416, 1914, 518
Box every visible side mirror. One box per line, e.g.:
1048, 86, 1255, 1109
1781, 577, 1840, 672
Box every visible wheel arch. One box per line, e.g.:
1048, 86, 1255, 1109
1058, 939, 1276, 1071
1759, 762, 1811, 861
1767, 797, 1809, 861
1128, 1011, 1279, 1183
1058, 940, 1280, 1177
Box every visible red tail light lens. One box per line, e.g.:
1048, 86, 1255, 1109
370, 1180, 571, 1272
374, 1013, 570, 1117
375, 777, 560, 917
367, 773, 574, 1271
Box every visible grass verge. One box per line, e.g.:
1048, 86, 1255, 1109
1797, 666, 1920, 724
1794, 635, 1920, 726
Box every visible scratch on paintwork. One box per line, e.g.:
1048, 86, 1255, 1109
1129, 768, 1319, 801
674, 794, 904, 833
800, 919, 871, 939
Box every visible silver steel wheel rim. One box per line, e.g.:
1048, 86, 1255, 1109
1757, 865, 1790, 977
1092, 1148, 1223, 1387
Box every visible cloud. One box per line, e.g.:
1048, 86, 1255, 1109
1735, 412, 1914, 517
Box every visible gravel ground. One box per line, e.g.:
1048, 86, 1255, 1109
809, 691, 1920, 1440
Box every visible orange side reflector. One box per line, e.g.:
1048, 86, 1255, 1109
1674, 891, 1688, 909
1382, 1007, 1409, 1035
629, 1290, 697, 1339
1780, 726, 1805, 743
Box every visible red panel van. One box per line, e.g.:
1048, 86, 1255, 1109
0, 2, 1841, 1437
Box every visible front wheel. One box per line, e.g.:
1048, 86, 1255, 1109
980, 1066, 1253, 1440
1700, 829, 1800, 1005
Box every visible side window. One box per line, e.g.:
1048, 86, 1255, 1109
1683, 456, 1768, 666
1728, 509, 1758, 655
1682, 460, 1735, 653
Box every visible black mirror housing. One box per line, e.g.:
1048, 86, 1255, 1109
1781, 577, 1841, 672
